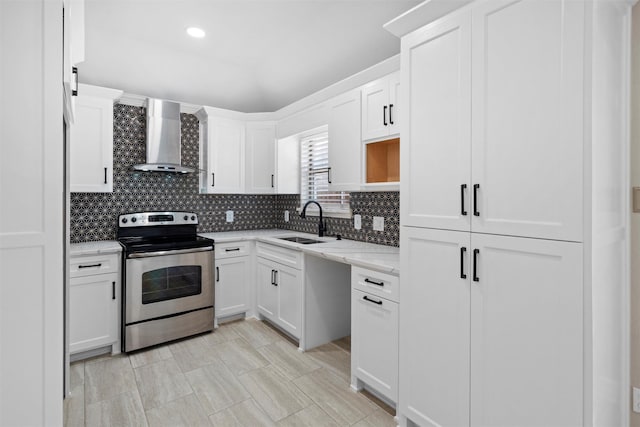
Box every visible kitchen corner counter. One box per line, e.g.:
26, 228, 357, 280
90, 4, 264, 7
70, 240, 123, 256
200, 229, 400, 275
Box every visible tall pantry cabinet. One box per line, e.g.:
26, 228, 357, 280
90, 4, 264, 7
389, 0, 633, 426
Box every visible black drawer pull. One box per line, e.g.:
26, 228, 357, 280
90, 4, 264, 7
78, 263, 102, 269
473, 184, 480, 216
383, 105, 388, 126
225, 248, 240, 252
270, 269, 275, 285
461, 184, 467, 216
327, 167, 332, 184
460, 247, 467, 279
473, 249, 480, 282
212, 173, 215, 187
364, 278, 384, 287
216, 266, 220, 282
271, 174, 274, 188
112, 281, 116, 300
389, 104, 394, 125
273, 270, 278, 286
104, 167, 108, 184
363, 295, 383, 305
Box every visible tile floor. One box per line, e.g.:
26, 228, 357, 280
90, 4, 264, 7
64, 318, 396, 427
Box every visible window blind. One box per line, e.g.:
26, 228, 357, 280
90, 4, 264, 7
300, 130, 350, 214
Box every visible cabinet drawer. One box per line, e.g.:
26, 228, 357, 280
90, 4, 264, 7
352, 266, 399, 302
256, 242, 302, 270
70, 253, 120, 278
215, 241, 251, 259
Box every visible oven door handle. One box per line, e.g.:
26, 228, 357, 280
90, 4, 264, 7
127, 246, 214, 259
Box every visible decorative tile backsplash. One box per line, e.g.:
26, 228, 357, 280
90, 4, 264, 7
274, 193, 399, 247
70, 103, 399, 246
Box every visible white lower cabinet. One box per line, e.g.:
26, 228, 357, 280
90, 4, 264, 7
351, 287, 398, 405
69, 253, 120, 355
256, 251, 302, 339
215, 256, 250, 319
400, 227, 583, 426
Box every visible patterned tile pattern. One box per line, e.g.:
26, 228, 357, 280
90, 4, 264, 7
70, 105, 275, 242
274, 192, 399, 247
70, 103, 399, 246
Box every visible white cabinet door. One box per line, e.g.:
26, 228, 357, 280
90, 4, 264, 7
215, 256, 250, 319
204, 116, 245, 194
470, 233, 582, 426
361, 79, 388, 141
70, 84, 122, 192
387, 71, 400, 136
246, 122, 276, 194
400, 227, 471, 427
351, 289, 398, 402
62, 0, 84, 122
328, 89, 361, 191
470, 0, 584, 241
274, 263, 301, 339
69, 272, 118, 354
256, 258, 278, 319
400, 12, 471, 231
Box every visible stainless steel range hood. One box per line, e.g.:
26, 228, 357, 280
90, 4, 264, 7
132, 98, 196, 174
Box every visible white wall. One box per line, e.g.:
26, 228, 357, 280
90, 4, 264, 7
0, 0, 64, 424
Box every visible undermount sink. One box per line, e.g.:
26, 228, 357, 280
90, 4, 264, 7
278, 236, 325, 245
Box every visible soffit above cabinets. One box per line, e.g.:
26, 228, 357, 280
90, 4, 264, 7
81, 0, 421, 114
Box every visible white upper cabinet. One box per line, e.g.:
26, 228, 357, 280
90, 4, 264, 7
245, 121, 276, 194
470, 0, 583, 242
198, 108, 245, 194
70, 84, 122, 193
401, 12, 471, 232
328, 89, 361, 191
361, 71, 400, 141
401, 1, 583, 242
63, 0, 85, 122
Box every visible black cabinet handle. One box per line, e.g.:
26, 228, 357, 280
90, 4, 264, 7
112, 281, 116, 300
460, 247, 467, 279
211, 173, 215, 187
473, 184, 480, 216
104, 167, 108, 184
72, 67, 78, 96
271, 174, 274, 188
461, 184, 467, 216
216, 266, 220, 282
225, 248, 240, 252
363, 295, 383, 305
383, 105, 388, 126
473, 249, 479, 282
273, 270, 278, 286
78, 263, 101, 269
364, 278, 384, 287
270, 269, 275, 285
389, 104, 394, 125
327, 167, 332, 184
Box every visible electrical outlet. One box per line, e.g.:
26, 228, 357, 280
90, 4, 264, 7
226, 210, 234, 223
373, 216, 384, 231
284, 210, 290, 222
354, 214, 362, 230
633, 387, 640, 413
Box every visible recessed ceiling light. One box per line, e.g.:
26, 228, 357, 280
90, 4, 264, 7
186, 27, 205, 38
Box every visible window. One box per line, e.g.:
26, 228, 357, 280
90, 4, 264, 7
300, 127, 351, 216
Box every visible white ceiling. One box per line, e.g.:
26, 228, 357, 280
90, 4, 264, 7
81, 0, 421, 113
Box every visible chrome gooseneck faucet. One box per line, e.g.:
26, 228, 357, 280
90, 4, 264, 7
300, 200, 326, 237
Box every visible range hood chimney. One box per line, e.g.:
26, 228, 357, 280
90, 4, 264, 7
132, 98, 196, 174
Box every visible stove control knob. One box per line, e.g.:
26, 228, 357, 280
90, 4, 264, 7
131, 217, 137, 223
191, 215, 196, 221
183, 215, 188, 221
121, 218, 128, 224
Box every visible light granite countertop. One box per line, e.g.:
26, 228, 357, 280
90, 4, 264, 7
200, 229, 400, 275
69, 229, 400, 275
70, 240, 123, 256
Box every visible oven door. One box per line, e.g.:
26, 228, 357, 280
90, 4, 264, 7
125, 247, 214, 324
